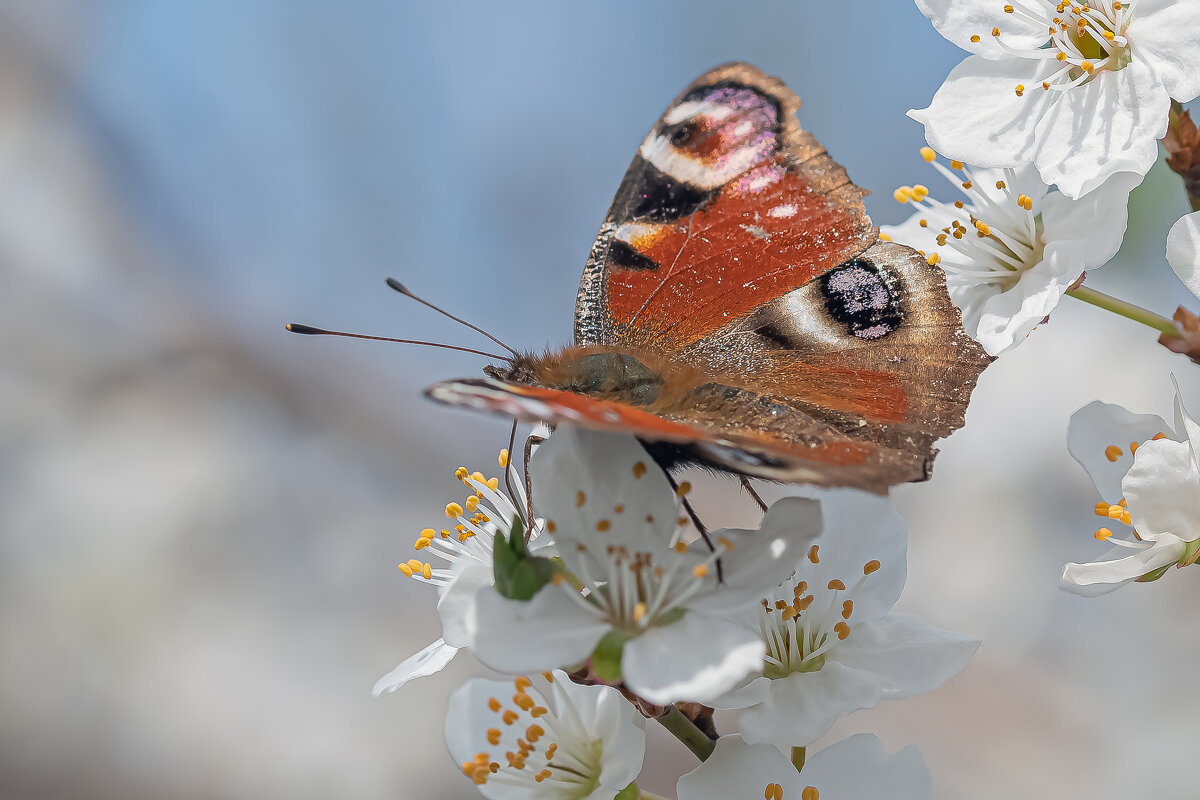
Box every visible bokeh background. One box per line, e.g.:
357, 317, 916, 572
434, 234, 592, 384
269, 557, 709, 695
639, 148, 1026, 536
3, 2, 1198, 798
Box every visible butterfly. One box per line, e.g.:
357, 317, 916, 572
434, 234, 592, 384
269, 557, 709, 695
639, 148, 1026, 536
418, 64, 988, 494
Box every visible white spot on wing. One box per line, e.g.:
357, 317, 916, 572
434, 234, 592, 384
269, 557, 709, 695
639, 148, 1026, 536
767, 204, 798, 219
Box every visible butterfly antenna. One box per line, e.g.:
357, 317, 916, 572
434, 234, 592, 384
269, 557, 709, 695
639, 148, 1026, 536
386, 277, 519, 357
285, 323, 511, 361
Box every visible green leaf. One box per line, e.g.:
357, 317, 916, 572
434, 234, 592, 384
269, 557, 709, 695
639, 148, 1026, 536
493, 514, 557, 601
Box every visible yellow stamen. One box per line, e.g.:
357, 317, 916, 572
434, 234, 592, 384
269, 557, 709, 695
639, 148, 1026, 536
446, 502, 464, 518
1095, 527, 1113, 540
576, 491, 586, 507
693, 564, 710, 578
632, 461, 647, 478
808, 545, 820, 564
803, 787, 819, 800
633, 602, 647, 623
920, 146, 936, 162
864, 560, 881, 575
842, 600, 854, 619
676, 481, 692, 497
596, 519, 611, 532
975, 220, 991, 236
827, 579, 846, 591
834, 621, 851, 640
927, 252, 941, 266
1104, 445, 1123, 462
498, 449, 509, 468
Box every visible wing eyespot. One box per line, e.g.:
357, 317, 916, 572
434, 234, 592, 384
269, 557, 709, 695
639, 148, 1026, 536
818, 259, 904, 340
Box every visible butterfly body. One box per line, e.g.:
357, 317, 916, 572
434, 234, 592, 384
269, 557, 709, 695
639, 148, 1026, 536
428, 63, 990, 494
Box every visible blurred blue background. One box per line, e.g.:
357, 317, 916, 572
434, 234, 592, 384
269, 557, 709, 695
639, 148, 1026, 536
2, 2, 1197, 797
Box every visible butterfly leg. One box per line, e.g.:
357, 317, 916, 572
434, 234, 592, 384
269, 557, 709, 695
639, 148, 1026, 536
503, 419, 523, 523
662, 471, 724, 583
739, 476, 769, 513
523, 432, 547, 536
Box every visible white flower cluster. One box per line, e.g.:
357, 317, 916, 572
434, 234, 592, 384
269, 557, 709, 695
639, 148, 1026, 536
883, 0, 1200, 352
381, 427, 975, 799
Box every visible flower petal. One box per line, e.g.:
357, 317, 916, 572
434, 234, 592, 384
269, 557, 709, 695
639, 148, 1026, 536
1127, 0, 1200, 102
688, 496, 823, 614
1040, 173, 1137, 267
800, 733, 933, 800
466, 584, 610, 674
910, 56, 1056, 170
529, 427, 677, 550
735, 659, 882, 747
1026, 63, 1168, 197
1062, 535, 1187, 590
437, 563, 493, 648
371, 638, 459, 697
622, 614, 764, 705
800, 488, 908, 623
914, 0, 1049, 59
676, 735, 798, 800
1166, 211, 1200, 302
970, 253, 1076, 355
1123, 438, 1200, 540
1067, 401, 1173, 501
553, 676, 647, 797
833, 613, 979, 700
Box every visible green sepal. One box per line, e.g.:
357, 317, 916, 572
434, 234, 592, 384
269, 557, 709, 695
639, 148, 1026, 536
1179, 537, 1200, 567
614, 783, 640, 800
493, 515, 557, 601
1135, 563, 1172, 583
591, 628, 637, 683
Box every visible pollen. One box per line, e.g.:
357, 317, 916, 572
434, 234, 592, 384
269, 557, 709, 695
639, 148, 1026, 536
498, 449, 509, 468
927, 252, 941, 266
765, 783, 784, 800
879, 231, 892, 241
893, 186, 913, 203
920, 146, 936, 162
502, 710, 519, 725
488, 697, 502, 712
455, 466, 468, 480
487, 728, 502, 746
802, 787, 820, 800
834, 621, 851, 640
1094, 501, 1111, 517
1104, 445, 1123, 462
992, 26, 1000, 36
1017, 194, 1033, 210
827, 579, 846, 591
1015, 84, 1025, 96
676, 481, 692, 498
1005, 3, 1014, 10
614, 504, 625, 514
970, 33, 981, 42
975, 220, 991, 236
912, 184, 929, 201
596, 519, 611, 532
951, 160, 963, 170
675, 541, 688, 554
1095, 527, 1114, 540
864, 559, 881, 575
446, 502, 464, 518
515, 676, 532, 691
633, 602, 648, 623
632, 461, 648, 478
693, 564, 710, 578
842, 600, 854, 619
1130, 441, 1139, 454
487, 477, 499, 491
576, 491, 586, 508
808, 545, 820, 564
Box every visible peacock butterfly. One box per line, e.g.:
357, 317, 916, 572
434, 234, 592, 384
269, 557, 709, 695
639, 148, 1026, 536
408, 64, 989, 493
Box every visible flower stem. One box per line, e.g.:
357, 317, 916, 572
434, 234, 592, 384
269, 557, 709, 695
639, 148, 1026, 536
791, 746, 806, 773
657, 707, 715, 761
1065, 285, 1179, 337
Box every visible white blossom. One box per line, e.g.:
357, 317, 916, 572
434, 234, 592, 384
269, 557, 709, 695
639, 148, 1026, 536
882, 152, 1134, 354
676, 733, 931, 800
711, 489, 979, 747
463, 426, 821, 706
911, 0, 1200, 197
446, 671, 645, 800
1062, 385, 1200, 594
374, 453, 548, 695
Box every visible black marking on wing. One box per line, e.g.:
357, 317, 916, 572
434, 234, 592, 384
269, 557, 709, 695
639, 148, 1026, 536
819, 259, 904, 340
